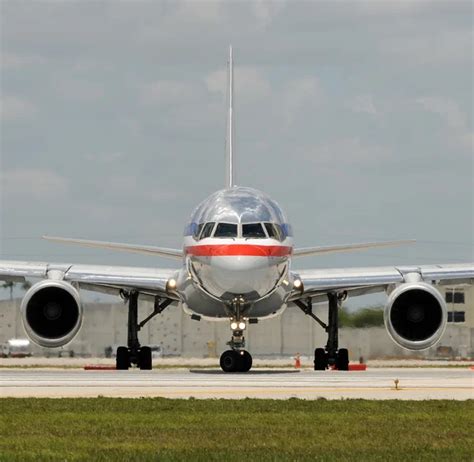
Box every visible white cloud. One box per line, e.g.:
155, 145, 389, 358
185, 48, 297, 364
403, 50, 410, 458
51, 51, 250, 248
416, 96, 467, 129
252, 0, 286, 28
0, 52, 46, 70
0, 95, 37, 121
351, 94, 378, 116
381, 29, 471, 65
175, 0, 223, 23
1, 169, 68, 198
282, 77, 323, 126
312, 137, 391, 166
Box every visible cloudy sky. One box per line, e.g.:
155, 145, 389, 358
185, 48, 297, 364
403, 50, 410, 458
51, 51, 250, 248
1, 1, 472, 303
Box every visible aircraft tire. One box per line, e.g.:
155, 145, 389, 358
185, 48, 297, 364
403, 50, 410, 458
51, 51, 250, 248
116, 346, 130, 370
336, 348, 349, 371
239, 350, 252, 372
314, 348, 327, 370
220, 350, 240, 372
139, 346, 152, 370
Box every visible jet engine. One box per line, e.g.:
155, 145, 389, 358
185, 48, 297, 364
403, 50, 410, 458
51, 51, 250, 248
21, 280, 83, 348
384, 282, 447, 350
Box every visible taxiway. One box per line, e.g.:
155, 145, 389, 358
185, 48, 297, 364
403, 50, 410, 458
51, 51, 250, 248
1, 368, 472, 400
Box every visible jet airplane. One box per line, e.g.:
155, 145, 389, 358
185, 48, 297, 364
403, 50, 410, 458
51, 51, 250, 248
1, 47, 472, 372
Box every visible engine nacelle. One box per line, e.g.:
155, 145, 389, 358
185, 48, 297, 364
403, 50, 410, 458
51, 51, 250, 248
384, 282, 447, 350
21, 280, 83, 348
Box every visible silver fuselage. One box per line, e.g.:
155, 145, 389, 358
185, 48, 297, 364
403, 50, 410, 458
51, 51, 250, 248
176, 187, 297, 319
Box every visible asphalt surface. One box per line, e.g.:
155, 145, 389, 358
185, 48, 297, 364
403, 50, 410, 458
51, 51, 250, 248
1, 368, 472, 400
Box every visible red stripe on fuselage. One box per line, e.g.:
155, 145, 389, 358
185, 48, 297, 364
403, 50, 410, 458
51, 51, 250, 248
185, 244, 293, 257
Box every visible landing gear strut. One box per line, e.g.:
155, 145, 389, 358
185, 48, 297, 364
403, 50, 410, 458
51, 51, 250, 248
295, 292, 349, 371
219, 297, 253, 372
116, 290, 172, 370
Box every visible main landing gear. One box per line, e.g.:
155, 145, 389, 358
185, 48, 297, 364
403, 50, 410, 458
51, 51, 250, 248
220, 296, 253, 372
295, 292, 349, 371
116, 290, 172, 370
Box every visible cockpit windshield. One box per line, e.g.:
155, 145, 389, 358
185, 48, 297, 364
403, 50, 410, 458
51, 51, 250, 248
242, 223, 266, 239
264, 222, 283, 241
200, 222, 215, 239
214, 223, 238, 238
191, 219, 289, 241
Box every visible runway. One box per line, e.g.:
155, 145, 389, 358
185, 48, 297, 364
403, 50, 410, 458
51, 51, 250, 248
1, 368, 472, 399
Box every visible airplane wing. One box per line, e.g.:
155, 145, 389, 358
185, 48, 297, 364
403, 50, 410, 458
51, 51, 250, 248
0, 260, 180, 301
292, 239, 415, 257
42, 236, 183, 260
290, 263, 474, 303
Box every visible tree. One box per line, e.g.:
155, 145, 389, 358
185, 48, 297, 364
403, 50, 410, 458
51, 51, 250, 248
1, 281, 14, 300
339, 306, 384, 328
1, 280, 32, 301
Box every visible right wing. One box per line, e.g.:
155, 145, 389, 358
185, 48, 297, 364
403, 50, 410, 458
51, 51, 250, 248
43, 236, 183, 260
0, 260, 180, 301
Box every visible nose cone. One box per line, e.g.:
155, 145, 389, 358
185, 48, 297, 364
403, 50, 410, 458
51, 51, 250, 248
191, 255, 287, 300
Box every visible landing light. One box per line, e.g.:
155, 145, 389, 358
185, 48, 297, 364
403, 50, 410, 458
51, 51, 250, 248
166, 278, 177, 292
230, 322, 238, 330
293, 279, 302, 289
238, 322, 246, 330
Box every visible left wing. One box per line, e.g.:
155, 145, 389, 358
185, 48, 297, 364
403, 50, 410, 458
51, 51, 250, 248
292, 239, 415, 257
291, 263, 474, 303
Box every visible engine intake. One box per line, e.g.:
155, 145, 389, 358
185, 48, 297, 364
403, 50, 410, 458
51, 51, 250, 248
384, 282, 447, 350
21, 280, 83, 348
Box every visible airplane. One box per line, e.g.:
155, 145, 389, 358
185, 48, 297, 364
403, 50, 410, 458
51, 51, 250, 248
1, 47, 472, 372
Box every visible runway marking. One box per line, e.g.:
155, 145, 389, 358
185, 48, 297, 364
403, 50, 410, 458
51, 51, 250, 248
1, 368, 472, 400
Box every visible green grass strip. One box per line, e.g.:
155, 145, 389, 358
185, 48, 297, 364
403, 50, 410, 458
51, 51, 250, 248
0, 398, 472, 461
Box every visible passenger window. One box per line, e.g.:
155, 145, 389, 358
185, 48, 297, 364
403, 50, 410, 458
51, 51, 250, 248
214, 223, 238, 238
264, 223, 283, 241
200, 222, 215, 239
242, 223, 266, 239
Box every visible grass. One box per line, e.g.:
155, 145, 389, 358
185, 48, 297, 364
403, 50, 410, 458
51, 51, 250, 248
0, 399, 472, 461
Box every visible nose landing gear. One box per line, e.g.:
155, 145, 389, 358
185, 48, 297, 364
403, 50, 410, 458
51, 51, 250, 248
220, 297, 253, 372
220, 349, 252, 372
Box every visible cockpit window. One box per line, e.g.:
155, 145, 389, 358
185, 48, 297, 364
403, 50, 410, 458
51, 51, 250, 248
264, 223, 283, 241
242, 223, 266, 239
214, 223, 238, 238
200, 222, 215, 239
193, 223, 204, 240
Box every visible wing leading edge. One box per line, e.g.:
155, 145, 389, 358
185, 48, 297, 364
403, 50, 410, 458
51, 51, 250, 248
0, 260, 179, 301
291, 263, 474, 303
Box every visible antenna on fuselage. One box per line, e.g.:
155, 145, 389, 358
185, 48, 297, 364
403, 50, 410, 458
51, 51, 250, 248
225, 45, 235, 188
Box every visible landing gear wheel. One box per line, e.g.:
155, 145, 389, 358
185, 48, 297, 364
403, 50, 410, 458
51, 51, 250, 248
238, 350, 252, 372
139, 346, 152, 370
220, 350, 241, 372
116, 346, 130, 370
336, 348, 349, 371
314, 348, 327, 371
